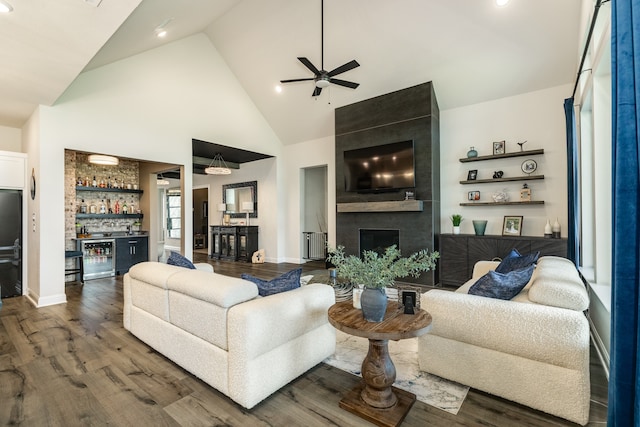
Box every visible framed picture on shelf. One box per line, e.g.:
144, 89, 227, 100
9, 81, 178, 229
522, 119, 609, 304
467, 169, 478, 181
468, 190, 481, 201
502, 215, 523, 236
493, 140, 506, 155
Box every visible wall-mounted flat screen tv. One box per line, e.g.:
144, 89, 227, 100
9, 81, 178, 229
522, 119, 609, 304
344, 140, 415, 193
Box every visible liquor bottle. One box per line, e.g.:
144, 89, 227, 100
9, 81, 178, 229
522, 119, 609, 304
92, 176, 97, 187
80, 199, 87, 214
107, 176, 112, 188
77, 177, 82, 186
99, 178, 105, 188
122, 200, 129, 214
99, 200, 106, 214
89, 200, 97, 214
84, 176, 90, 187
114, 177, 119, 189
114, 199, 120, 214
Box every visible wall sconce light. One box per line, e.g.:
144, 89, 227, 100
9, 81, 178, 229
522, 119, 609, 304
88, 154, 119, 165
242, 201, 254, 226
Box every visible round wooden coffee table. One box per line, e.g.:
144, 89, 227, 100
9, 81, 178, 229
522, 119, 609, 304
328, 300, 432, 427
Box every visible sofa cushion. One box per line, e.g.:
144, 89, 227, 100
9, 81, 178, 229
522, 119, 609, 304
528, 257, 589, 311
468, 264, 535, 300
495, 248, 540, 274
241, 268, 302, 297
167, 251, 196, 269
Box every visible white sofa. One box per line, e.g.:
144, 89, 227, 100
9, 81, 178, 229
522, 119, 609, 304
418, 256, 590, 425
123, 261, 336, 409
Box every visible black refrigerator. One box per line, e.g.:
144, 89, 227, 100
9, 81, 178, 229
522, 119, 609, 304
0, 189, 22, 298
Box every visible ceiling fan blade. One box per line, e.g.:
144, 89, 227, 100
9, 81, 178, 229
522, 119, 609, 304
329, 78, 359, 89
312, 86, 322, 97
298, 57, 321, 76
327, 60, 360, 77
280, 78, 316, 83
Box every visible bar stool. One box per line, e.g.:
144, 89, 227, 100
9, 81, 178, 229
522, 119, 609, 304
65, 250, 84, 284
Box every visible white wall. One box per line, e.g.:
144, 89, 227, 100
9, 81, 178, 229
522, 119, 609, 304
282, 135, 336, 263
25, 33, 285, 306
0, 125, 22, 152
440, 84, 571, 237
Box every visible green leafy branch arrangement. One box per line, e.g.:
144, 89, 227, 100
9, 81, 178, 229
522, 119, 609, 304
327, 245, 439, 289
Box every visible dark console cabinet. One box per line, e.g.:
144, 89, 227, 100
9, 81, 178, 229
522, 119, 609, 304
210, 226, 258, 262
115, 236, 149, 275
439, 234, 567, 287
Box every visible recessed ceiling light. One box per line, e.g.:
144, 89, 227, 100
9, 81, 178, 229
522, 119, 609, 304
496, 0, 510, 6
154, 18, 173, 38
0, 0, 14, 13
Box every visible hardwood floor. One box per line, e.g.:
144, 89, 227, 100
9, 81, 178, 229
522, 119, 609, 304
0, 258, 608, 426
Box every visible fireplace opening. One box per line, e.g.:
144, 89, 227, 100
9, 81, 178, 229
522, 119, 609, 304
359, 229, 400, 257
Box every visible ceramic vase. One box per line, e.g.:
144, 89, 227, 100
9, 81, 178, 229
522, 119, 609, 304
360, 288, 387, 322
453, 225, 460, 234
472, 220, 488, 236
544, 219, 553, 238
467, 146, 478, 158
552, 218, 561, 239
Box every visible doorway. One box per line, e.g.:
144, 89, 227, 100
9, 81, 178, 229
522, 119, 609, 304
193, 187, 209, 254
301, 166, 328, 261
0, 189, 22, 298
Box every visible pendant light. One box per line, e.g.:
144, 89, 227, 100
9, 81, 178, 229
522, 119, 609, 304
88, 154, 119, 165
205, 153, 232, 175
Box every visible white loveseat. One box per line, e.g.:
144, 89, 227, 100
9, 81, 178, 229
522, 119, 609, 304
123, 261, 336, 409
418, 256, 590, 425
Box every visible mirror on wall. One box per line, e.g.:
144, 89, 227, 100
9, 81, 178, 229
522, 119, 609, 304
223, 181, 257, 218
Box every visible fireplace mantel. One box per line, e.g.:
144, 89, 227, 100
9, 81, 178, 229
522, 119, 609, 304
336, 200, 424, 213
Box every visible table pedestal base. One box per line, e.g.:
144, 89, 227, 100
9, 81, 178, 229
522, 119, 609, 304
339, 383, 417, 427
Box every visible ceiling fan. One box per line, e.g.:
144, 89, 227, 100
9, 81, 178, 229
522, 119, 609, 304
280, 0, 360, 97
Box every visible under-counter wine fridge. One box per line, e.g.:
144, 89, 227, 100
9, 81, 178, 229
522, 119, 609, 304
79, 239, 115, 280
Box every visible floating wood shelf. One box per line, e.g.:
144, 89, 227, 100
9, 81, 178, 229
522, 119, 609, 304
460, 174, 545, 184
76, 186, 143, 194
459, 201, 545, 207
337, 200, 424, 213
76, 214, 144, 219
459, 149, 544, 163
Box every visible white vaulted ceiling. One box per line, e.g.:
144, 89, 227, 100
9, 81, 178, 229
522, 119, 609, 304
0, 0, 584, 145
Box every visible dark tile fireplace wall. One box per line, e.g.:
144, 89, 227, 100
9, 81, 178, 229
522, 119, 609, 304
335, 82, 440, 286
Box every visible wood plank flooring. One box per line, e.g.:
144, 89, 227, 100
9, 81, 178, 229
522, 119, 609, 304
0, 257, 608, 426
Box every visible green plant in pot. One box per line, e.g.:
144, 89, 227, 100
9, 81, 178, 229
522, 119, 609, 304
327, 245, 439, 322
450, 214, 463, 234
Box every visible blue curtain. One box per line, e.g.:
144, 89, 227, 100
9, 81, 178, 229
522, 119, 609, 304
564, 97, 579, 264
609, 0, 640, 425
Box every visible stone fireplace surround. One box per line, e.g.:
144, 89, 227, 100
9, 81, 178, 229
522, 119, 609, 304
334, 82, 440, 286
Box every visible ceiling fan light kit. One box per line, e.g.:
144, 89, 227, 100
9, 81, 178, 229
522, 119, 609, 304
280, 0, 360, 97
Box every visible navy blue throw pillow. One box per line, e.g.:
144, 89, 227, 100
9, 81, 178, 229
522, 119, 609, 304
495, 248, 540, 274
241, 268, 302, 297
468, 264, 535, 300
167, 251, 196, 269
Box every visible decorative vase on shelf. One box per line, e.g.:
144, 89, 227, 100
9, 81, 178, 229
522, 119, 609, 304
360, 287, 388, 322
467, 147, 478, 158
552, 218, 561, 239
453, 225, 460, 235
472, 220, 488, 236
544, 219, 553, 238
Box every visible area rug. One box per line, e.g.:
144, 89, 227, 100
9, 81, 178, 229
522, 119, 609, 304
324, 330, 469, 415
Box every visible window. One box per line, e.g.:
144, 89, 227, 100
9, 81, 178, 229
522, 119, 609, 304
575, 2, 611, 296
167, 190, 181, 239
